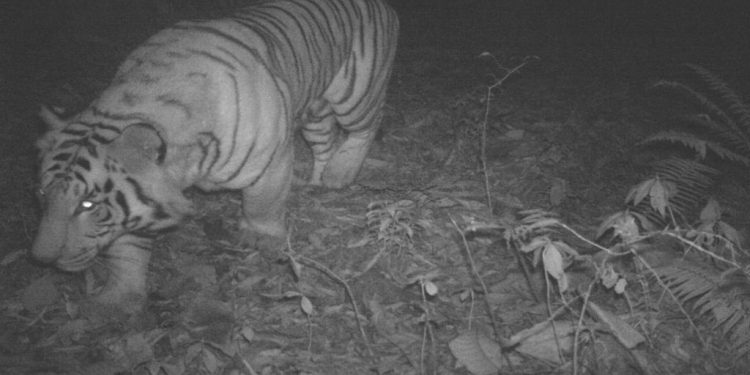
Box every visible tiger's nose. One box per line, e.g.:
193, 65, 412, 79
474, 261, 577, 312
30, 238, 63, 264
29, 247, 61, 265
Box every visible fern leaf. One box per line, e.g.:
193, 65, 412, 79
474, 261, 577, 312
629, 158, 718, 229
652, 76, 750, 157
641, 131, 708, 158
658, 263, 718, 302
651, 80, 738, 133
731, 320, 750, 355
644, 129, 750, 166
656, 262, 718, 301
696, 297, 723, 318
653, 158, 717, 194
654, 260, 750, 354
679, 114, 750, 156
719, 303, 744, 334
704, 142, 750, 165
685, 63, 750, 133
637, 158, 718, 227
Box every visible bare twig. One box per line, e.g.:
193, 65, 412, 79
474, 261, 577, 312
292, 254, 375, 359
478, 54, 538, 214
449, 216, 513, 349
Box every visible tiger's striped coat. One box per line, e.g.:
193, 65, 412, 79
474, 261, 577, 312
32, 0, 398, 312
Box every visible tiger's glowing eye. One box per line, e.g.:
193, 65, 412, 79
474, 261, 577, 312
80, 200, 96, 210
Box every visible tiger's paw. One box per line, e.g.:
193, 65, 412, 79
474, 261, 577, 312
238, 222, 287, 261
240, 231, 286, 261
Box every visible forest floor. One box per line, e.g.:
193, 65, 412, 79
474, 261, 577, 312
2, 2, 750, 374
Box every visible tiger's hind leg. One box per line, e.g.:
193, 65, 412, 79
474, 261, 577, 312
304, 72, 389, 189
321, 109, 384, 189
301, 101, 338, 186
239, 146, 293, 254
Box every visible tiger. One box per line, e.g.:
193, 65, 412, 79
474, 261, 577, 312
31, 0, 398, 314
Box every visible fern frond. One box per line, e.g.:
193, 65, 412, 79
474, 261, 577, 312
657, 262, 719, 300
651, 74, 750, 158
653, 158, 717, 215
678, 114, 750, 156
654, 261, 750, 355
731, 319, 750, 355
642, 131, 750, 166
685, 63, 750, 133
651, 80, 739, 135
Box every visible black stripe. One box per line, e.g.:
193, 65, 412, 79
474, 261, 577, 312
246, 143, 279, 187
91, 133, 109, 145
115, 190, 130, 222
231, 17, 288, 76
75, 157, 91, 171
197, 132, 220, 173
125, 177, 154, 207
156, 94, 192, 119
73, 171, 85, 183
151, 204, 171, 220
58, 140, 81, 149
260, 5, 310, 81
307, 1, 338, 49
218, 73, 241, 171
90, 107, 149, 126
186, 48, 237, 71
222, 136, 255, 183
169, 24, 259, 59
216, 46, 245, 67
104, 178, 114, 193
53, 153, 72, 161
127, 216, 143, 228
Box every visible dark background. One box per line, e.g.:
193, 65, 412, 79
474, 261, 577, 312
2, 0, 749, 99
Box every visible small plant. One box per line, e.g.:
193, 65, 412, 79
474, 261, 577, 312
623, 157, 718, 230
366, 199, 420, 249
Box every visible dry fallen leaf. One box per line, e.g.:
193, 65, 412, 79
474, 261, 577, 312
510, 320, 576, 364
449, 330, 506, 375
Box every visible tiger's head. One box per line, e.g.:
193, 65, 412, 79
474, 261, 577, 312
31, 107, 192, 272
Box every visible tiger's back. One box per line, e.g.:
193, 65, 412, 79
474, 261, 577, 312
90, 0, 398, 188
32, 0, 398, 313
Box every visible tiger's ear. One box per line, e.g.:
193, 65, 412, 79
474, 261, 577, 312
108, 123, 167, 173
36, 106, 68, 151
39, 105, 68, 131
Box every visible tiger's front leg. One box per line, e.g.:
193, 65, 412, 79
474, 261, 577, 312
88, 234, 151, 316
239, 147, 293, 256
